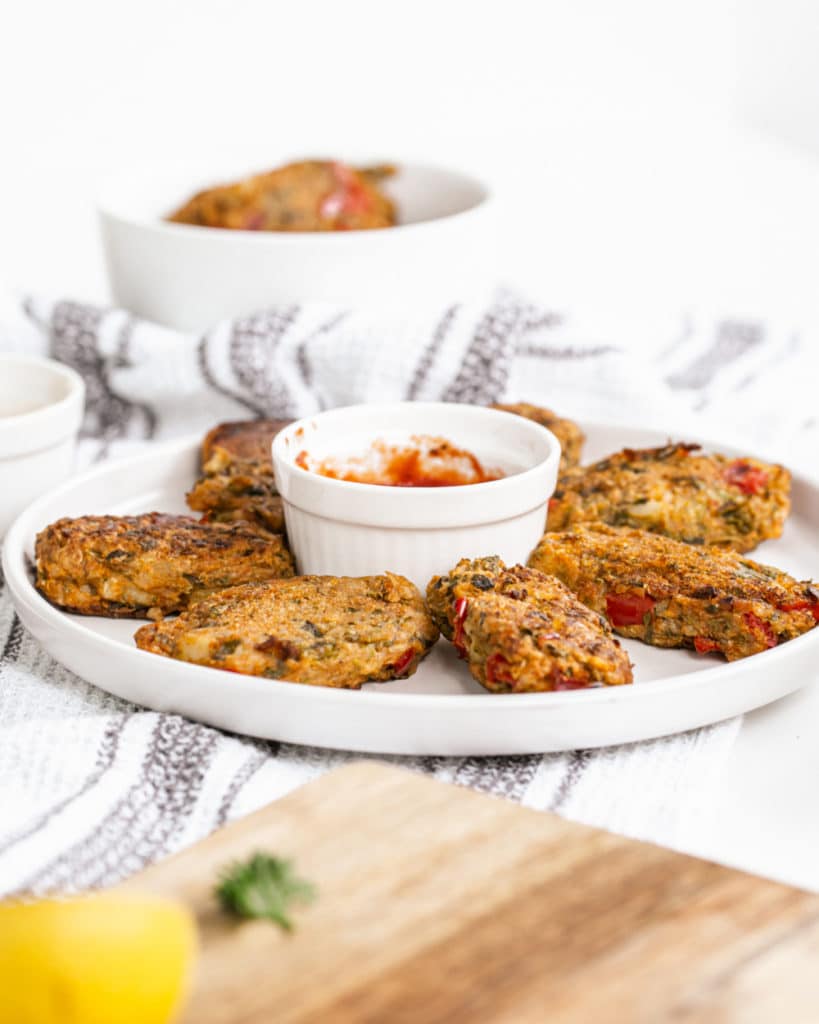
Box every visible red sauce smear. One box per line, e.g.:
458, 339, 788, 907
295, 435, 503, 488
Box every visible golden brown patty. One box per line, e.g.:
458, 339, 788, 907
186, 419, 291, 534
529, 525, 818, 661
491, 402, 585, 472
427, 557, 632, 692
167, 160, 397, 232
135, 573, 438, 689
426, 555, 505, 640
186, 474, 285, 534
201, 419, 292, 471
35, 513, 294, 619
547, 443, 790, 552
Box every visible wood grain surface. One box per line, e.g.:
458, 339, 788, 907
126, 762, 819, 1023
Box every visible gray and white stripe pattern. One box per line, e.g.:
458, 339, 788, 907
4, 291, 813, 897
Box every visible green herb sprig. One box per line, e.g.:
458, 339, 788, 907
215, 853, 316, 932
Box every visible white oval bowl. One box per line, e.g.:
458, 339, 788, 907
0, 355, 85, 536
271, 402, 560, 590
98, 161, 495, 332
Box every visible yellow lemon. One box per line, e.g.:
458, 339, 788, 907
0, 891, 197, 1024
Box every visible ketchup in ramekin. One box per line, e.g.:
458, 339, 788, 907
295, 435, 503, 488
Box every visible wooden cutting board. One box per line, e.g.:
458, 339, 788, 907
126, 762, 819, 1023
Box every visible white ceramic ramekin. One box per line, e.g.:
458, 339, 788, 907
0, 355, 85, 535
271, 403, 560, 590
98, 161, 494, 331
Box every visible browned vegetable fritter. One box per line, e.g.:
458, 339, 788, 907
427, 557, 632, 693
426, 555, 505, 640
186, 419, 290, 535
529, 525, 819, 661
202, 419, 290, 469
547, 443, 790, 552
491, 402, 585, 472
35, 513, 294, 619
135, 574, 438, 689
167, 160, 397, 232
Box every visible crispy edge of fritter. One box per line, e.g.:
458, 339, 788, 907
426, 556, 506, 639
528, 524, 818, 660
134, 573, 439, 688
34, 512, 294, 619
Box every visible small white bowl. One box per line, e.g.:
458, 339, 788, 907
271, 402, 560, 591
98, 161, 495, 332
0, 355, 85, 535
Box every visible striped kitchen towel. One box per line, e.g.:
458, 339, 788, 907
0, 292, 815, 896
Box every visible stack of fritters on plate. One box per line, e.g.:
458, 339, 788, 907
428, 409, 815, 669
522, 430, 815, 662
33, 404, 818, 688
186, 419, 290, 535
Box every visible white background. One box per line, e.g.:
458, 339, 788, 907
3, 0, 819, 319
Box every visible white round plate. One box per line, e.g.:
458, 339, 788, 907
4, 423, 819, 755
